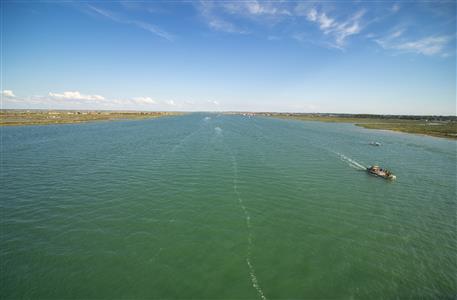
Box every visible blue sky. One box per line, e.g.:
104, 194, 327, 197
1, 1, 456, 114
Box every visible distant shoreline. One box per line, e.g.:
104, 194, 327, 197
2, 110, 456, 140
251, 113, 457, 140
0, 110, 184, 126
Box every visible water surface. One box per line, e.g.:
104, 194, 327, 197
2, 114, 456, 298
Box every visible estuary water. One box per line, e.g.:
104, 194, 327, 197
1, 114, 456, 299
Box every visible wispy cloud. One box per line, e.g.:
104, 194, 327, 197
85, 4, 174, 41
197, 1, 248, 34
222, 0, 291, 18
395, 36, 450, 55
198, 1, 363, 42
208, 17, 247, 34
306, 8, 334, 30
375, 30, 452, 56
197, 0, 292, 34
62, 1, 457, 59
304, 7, 366, 48
131, 20, 174, 41
196, 1, 454, 57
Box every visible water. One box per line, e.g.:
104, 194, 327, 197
1, 114, 456, 299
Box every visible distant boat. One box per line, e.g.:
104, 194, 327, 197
369, 142, 381, 146
367, 165, 396, 180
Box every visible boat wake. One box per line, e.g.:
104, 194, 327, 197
169, 124, 206, 154
334, 152, 366, 170
230, 154, 267, 300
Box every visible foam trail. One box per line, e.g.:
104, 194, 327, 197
334, 152, 366, 170
169, 125, 205, 154
231, 154, 267, 300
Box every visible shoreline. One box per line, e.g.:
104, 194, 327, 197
353, 123, 457, 140
0, 110, 184, 126
256, 113, 457, 140
354, 125, 457, 141
2, 110, 456, 140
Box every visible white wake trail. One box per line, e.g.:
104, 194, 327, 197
334, 151, 366, 170
231, 155, 267, 300
169, 125, 204, 154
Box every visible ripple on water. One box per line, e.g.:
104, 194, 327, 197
1, 114, 456, 299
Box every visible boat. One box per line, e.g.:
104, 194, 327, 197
369, 142, 381, 146
367, 165, 396, 180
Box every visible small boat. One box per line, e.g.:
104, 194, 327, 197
369, 142, 381, 146
367, 165, 396, 180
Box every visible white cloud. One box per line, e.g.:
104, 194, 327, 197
376, 34, 451, 56
306, 8, 317, 21
306, 8, 334, 30
318, 13, 334, 30
49, 91, 105, 101
244, 1, 291, 16
2, 90, 183, 110
133, 96, 156, 105
246, 1, 269, 15
334, 10, 365, 47
393, 36, 450, 56
197, 1, 291, 34
198, 2, 375, 49
2, 90, 15, 97
305, 7, 365, 48
222, 1, 291, 17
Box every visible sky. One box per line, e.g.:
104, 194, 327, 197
1, 0, 456, 115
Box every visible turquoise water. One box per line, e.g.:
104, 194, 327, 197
1, 114, 456, 299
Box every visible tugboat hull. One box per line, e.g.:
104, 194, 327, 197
367, 166, 396, 180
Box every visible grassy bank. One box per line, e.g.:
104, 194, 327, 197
257, 113, 457, 139
0, 110, 183, 126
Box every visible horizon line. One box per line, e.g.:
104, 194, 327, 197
1, 108, 456, 117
